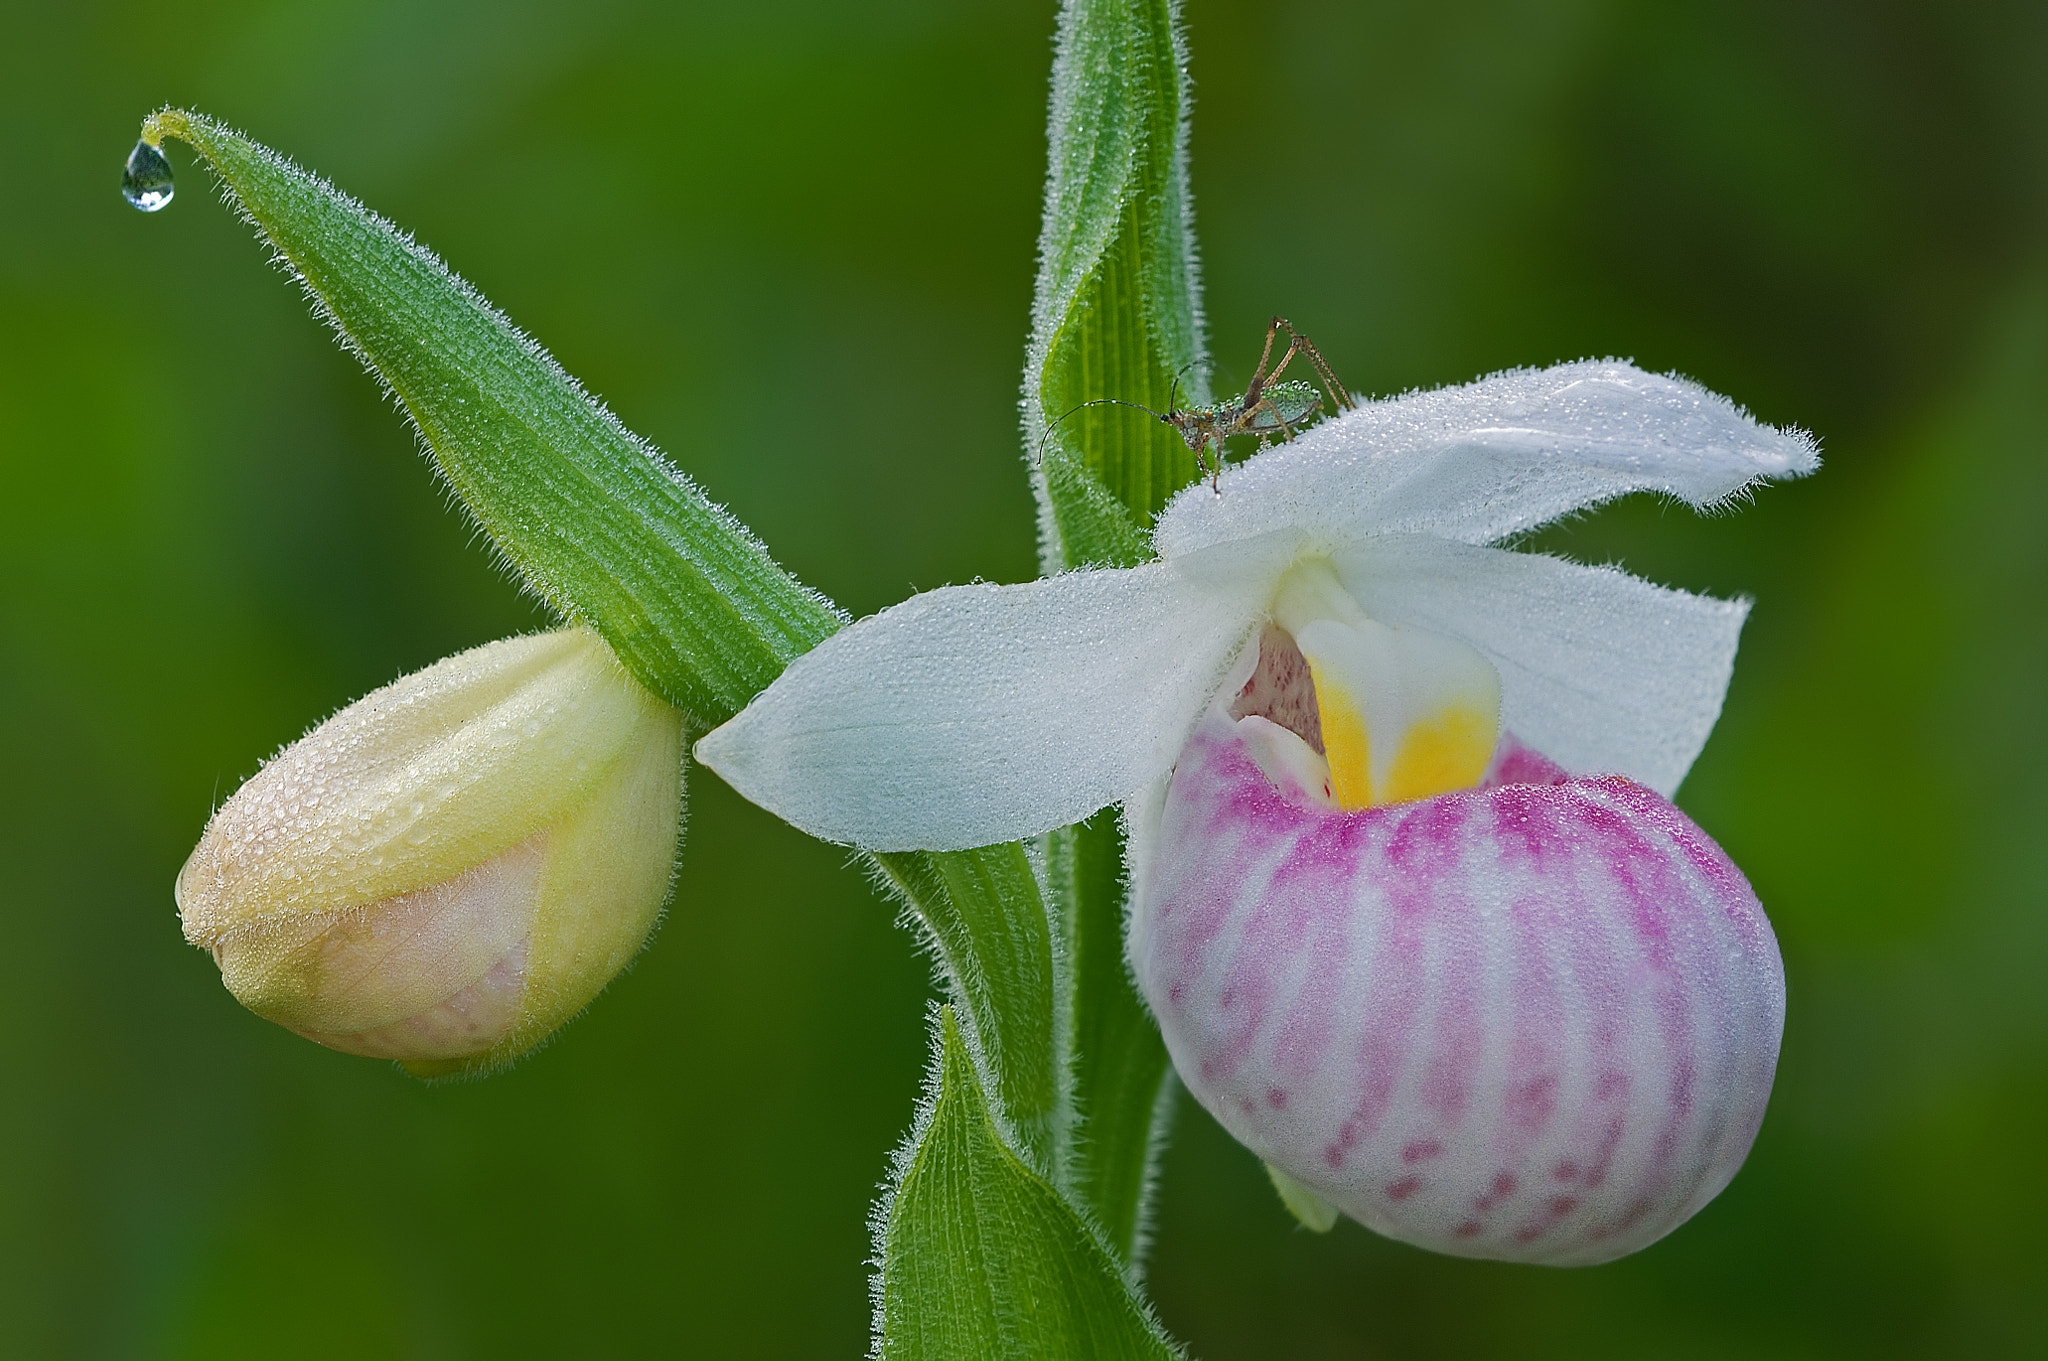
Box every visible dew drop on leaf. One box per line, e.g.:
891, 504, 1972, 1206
120, 140, 174, 212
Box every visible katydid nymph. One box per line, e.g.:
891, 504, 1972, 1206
1046, 316, 1359, 493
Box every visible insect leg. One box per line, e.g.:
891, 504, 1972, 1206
1260, 317, 1310, 393
1238, 317, 1285, 411
1273, 317, 1357, 413
1246, 395, 1301, 443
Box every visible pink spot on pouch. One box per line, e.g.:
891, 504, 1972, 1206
1584, 1112, 1627, 1188
1506, 1074, 1558, 1133
1602, 776, 1750, 906
1487, 784, 1565, 870
1323, 1121, 1363, 1170
1508, 1194, 1583, 1245
1484, 735, 1569, 789
1402, 1139, 1443, 1164
1474, 1172, 1517, 1212
1382, 797, 1472, 882
1386, 1177, 1421, 1201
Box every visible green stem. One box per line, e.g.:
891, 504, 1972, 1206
1047, 813, 1176, 1258
1025, 0, 1206, 1263
1027, 0, 1208, 562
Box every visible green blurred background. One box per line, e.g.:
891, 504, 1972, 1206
3, 0, 2042, 1355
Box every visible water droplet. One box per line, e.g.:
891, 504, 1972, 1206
121, 140, 174, 211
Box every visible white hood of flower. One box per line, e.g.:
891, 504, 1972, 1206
695, 360, 1817, 851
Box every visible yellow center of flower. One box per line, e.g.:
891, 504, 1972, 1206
1273, 559, 1501, 810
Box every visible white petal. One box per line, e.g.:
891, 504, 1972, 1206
1331, 536, 1746, 797
1132, 713, 1785, 1266
694, 539, 1291, 850
1155, 360, 1819, 558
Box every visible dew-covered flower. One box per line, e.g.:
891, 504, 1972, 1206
177, 627, 683, 1078
697, 359, 1815, 1263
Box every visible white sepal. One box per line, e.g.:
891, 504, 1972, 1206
1155, 360, 1819, 559
695, 541, 1283, 851
1332, 535, 1748, 796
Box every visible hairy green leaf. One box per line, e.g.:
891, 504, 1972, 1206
1039, 447, 1154, 571
141, 108, 840, 726
870, 847, 1066, 1176
874, 1006, 1184, 1361
1026, 0, 1208, 567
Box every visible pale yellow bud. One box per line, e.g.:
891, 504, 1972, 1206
176, 627, 684, 1078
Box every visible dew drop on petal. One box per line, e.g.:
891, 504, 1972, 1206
120, 141, 174, 212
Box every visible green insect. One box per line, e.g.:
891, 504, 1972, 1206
1051, 316, 1358, 492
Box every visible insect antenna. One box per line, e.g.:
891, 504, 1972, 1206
1167, 358, 1206, 417
1034, 397, 1172, 467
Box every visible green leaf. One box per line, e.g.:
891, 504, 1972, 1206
1046, 812, 1176, 1261
140, 108, 839, 726
1026, 0, 1208, 568
869, 846, 1066, 1176
1039, 447, 1154, 571
874, 1006, 1184, 1361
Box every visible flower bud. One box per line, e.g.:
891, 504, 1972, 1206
176, 628, 684, 1077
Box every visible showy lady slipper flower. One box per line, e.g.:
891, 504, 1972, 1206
697, 360, 1815, 1263
177, 628, 683, 1078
